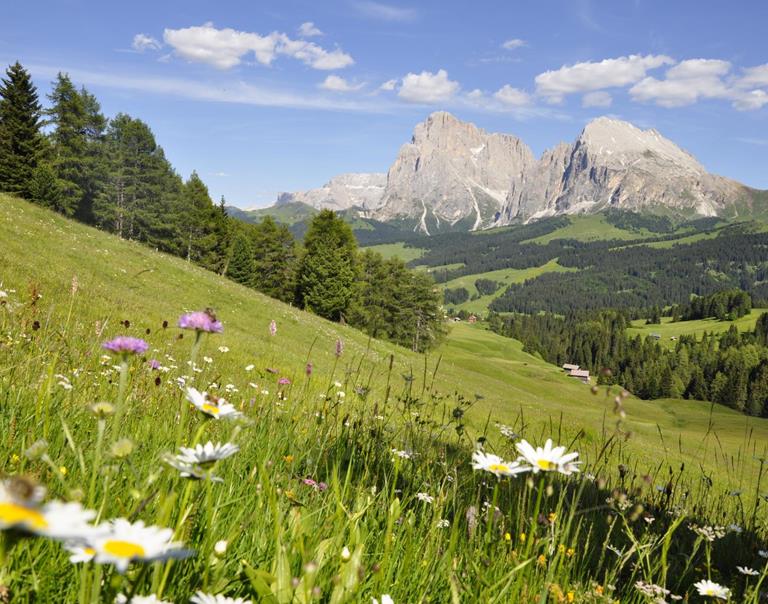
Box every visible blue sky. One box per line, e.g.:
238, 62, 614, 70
2, 0, 767, 208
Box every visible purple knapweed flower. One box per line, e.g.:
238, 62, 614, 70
335, 338, 344, 358
147, 359, 161, 370
178, 311, 223, 333
278, 377, 291, 386
102, 336, 149, 355
305, 362, 313, 376
269, 319, 277, 337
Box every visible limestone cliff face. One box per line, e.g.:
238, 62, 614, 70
373, 112, 535, 233
275, 172, 386, 212
499, 117, 747, 223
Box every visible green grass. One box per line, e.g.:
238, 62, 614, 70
523, 215, 653, 244
440, 259, 577, 315
627, 309, 766, 348
2, 195, 768, 602
363, 242, 425, 263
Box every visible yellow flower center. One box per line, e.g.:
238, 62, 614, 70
0, 502, 48, 529
487, 463, 509, 473
201, 403, 220, 415
537, 459, 557, 471
103, 540, 146, 559
705, 589, 715, 596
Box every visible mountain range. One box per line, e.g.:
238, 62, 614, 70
250, 112, 765, 234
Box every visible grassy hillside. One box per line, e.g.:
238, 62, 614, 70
2, 195, 768, 601
522, 214, 652, 244
363, 242, 425, 263
627, 309, 766, 348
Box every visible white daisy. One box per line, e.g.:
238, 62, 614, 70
0, 481, 97, 541
372, 596, 394, 604
759, 550, 768, 558
176, 442, 240, 466
115, 594, 172, 604
471, 450, 528, 478
190, 592, 253, 604
737, 566, 759, 576
89, 519, 192, 573
515, 439, 581, 475
416, 492, 434, 504
693, 579, 731, 600
64, 542, 96, 563
186, 387, 242, 420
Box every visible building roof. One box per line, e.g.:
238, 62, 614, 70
562, 363, 580, 370
568, 369, 590, 378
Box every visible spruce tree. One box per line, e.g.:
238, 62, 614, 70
296, 210, 358, 321
251, 216, 297, 302
0, 62, 45, 197
227, 230, 255, 286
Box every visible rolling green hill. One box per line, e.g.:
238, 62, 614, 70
2, 194, 766, 494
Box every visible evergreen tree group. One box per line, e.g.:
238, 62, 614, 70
0, 62, 446, 352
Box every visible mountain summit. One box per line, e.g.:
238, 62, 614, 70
266, 112, 763, 233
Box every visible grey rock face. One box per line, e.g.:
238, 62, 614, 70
275, 172, 386, 212
374, 111, 535, 233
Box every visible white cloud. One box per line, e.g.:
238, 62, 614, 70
378, 78, 397, 91
535, 54, 674, 100
731, 89, 768, 111
737, 63, 768, 88
298, 22, 323, 37
630, 59, 731, 108
319, 75, 364, 92
666, 58, 731, 79
501, 38, 526, 50
582, 90, 612, 107
162, 23, 353, 70
493, 85, 531, 106
353, 1, 417, 21
398, 69, 459, 103
132, 34, 162, 52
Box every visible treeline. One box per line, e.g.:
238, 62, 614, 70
488, 309, 768, 416
671, 290, 752, 321
0, 62, 445, 351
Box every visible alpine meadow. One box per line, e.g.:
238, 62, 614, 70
3, 2, 768, 603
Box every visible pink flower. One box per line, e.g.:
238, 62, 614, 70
102, 336, 148, 355
305, 362, 313, 376
278, 377, 291, 386
269, 320, 277, 337
178, 311, 223, 333
335, 338, 344, 357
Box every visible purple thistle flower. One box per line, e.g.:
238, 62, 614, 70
102, 336, 149, 355
305, 362, 313, 376
335, 338, 344, 358
178, 311, 223, 333
147, 359, 161, 370
278, 377, 291, 386
317, 482, 328, 492
269, 319, 277, 337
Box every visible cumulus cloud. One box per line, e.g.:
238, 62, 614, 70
582, 90, 612, 107
298, 22, 323, 37
630, 59, 730, 108
501, 38, 526, 50
398, 69, 459, 103
493, 84, 531, 106
319, 75, 364, 92
378, 79, 397, 91
353, 1, 417, 21
162, 23, 353, 70
737, 63, 768, 88
535, 54, 674, 101
132, 33, 162, 52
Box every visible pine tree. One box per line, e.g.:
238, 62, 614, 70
227, 230, 255, 286
0, 62, 45, 197
296, 210, 358, 321
27, 161, 65, 211
251, 216, 297, 302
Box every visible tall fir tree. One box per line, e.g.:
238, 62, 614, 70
0, 62, 45, 197
227, 228, 255, 286
296, 209, 358, 321
251, 216, 297, 303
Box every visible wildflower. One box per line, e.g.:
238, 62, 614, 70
65, 542, 96, 563
416, 492, 434, 504
372, 596, 393, 604
537, 554, 547, 567
306, 362, 313, 376
606, 545, 623, 557
436, 519, 450, 529
102, 336, 149, 356
147, 359, 161, 370
203, 356, 213, 364
175, 442, 239, 466
693, 579, 731, 600
635, 581, 670, 598
496, 423, 518, 439
566, 547, 575, 557
336, 391, 346, 399
728, 523, 743, 533
504, 532, 511, 541
59, 466, 68, 476
178, 311, 223, 333
759, 550, 768, 558
515, 439, 580, 475
190, 592, 252, 604
186, 387, 242, 420
269, 320, 277, 336
341, 545, 351, 561
391, 449, 412, 460
89, 518, 192, 573
214, 540, 228, 556
737, 566, 759, 575
278, 377, 291, 386
471, 450, 528, 478
111, 438, 134, 458
245, 364, 255, 372
24, 439, 49, 460
690, 524, 726, 542
218, 346, 229, 353
335, 338, 344, 357
115, 594, 172, 604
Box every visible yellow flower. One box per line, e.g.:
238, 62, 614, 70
548, 512, 557, 523
537, 554, 547, 567
519, 532, 526, 543
11, 454, 20, 464
504, 532, 511, 542
283, 455, 294, 463
558, 544, 566, 554
566, 592, 575, 603
566, 547, 575, 558
59, 466, 68, 476
595, 585, 604, 595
